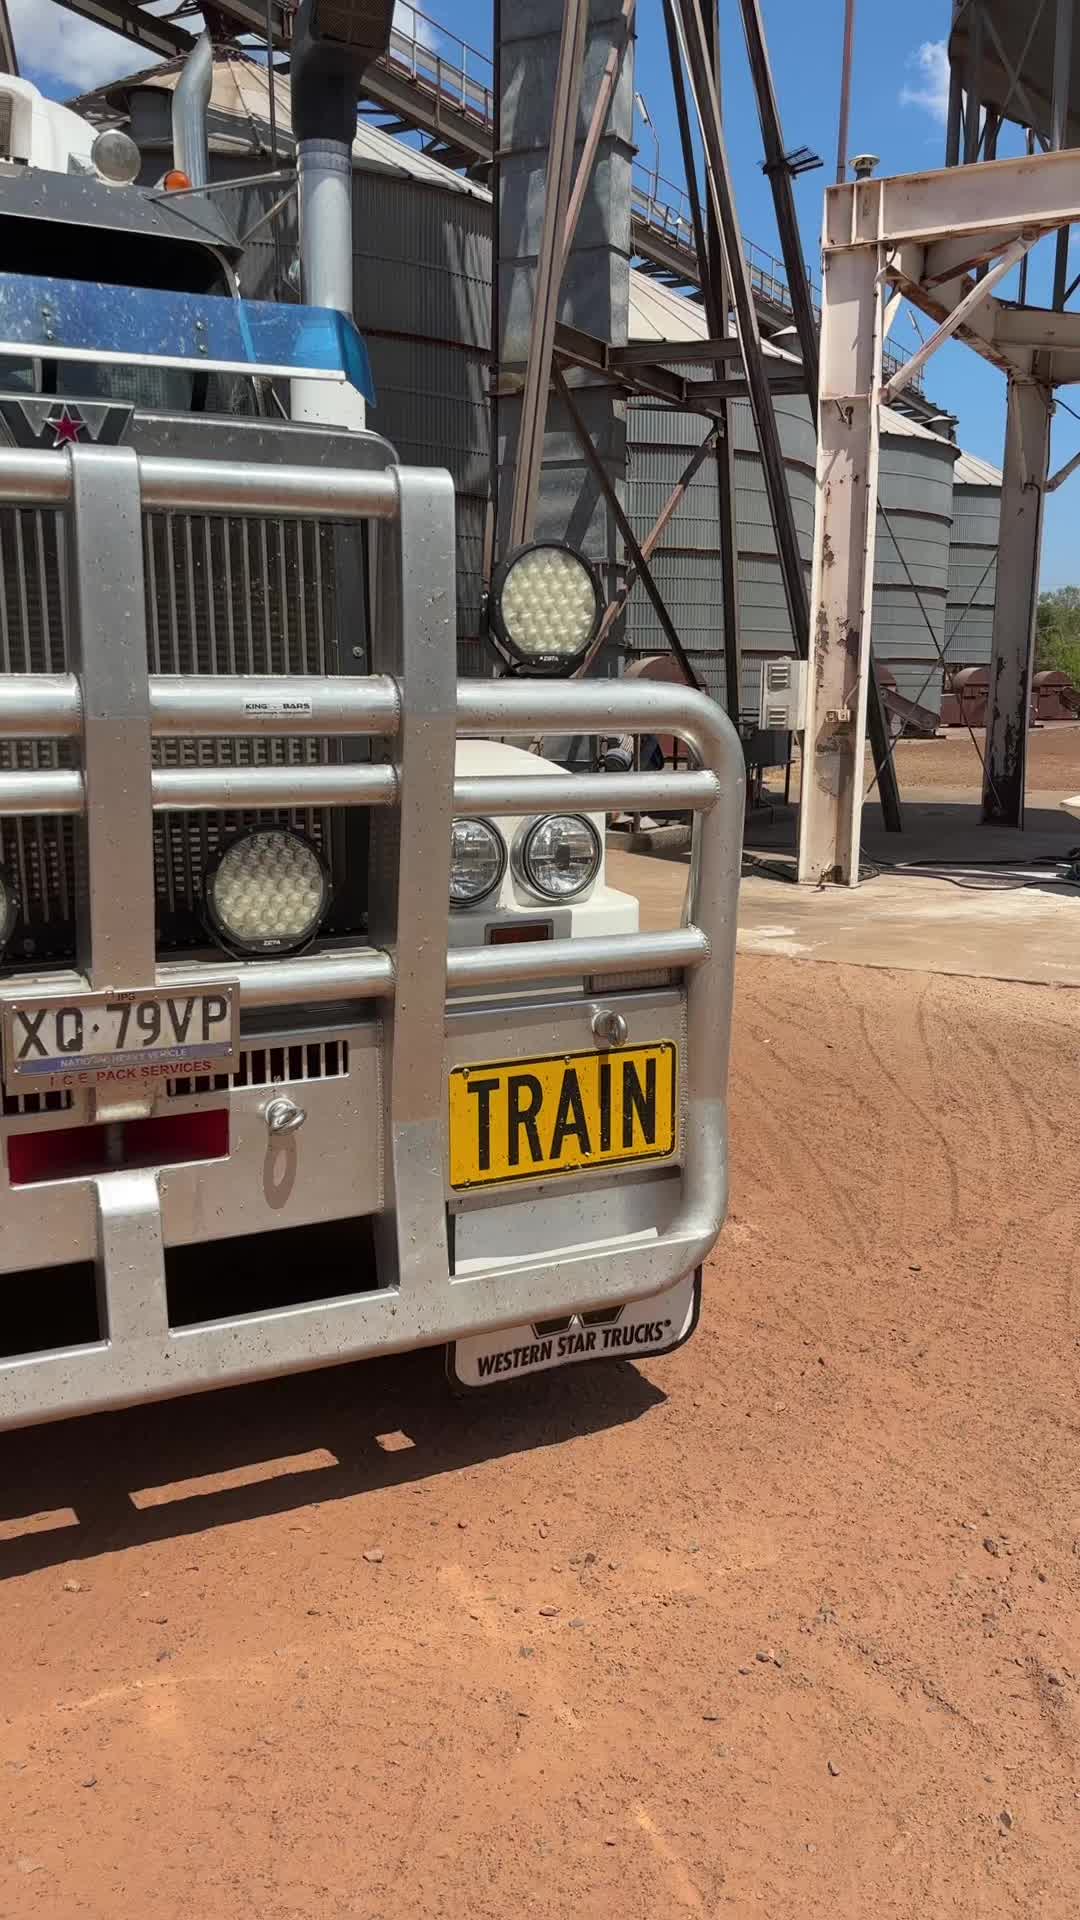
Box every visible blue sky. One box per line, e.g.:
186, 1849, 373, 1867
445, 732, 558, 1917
15, 0, 1079, 586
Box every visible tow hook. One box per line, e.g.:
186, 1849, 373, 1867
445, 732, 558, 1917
264, 1096, 307, 1136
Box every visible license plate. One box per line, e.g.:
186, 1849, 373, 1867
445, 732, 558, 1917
1, 984, 238, 1094
448, 1041, 678, 1189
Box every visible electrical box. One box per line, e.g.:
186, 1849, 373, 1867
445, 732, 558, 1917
758, 658, 808, 732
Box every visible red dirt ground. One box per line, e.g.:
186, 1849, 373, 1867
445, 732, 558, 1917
2, 955, 1079, 1918
767, 721, 1080, 801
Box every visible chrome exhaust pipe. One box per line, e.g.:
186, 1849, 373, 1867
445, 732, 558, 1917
290, 0, 393, 428
172, 28, 212, 189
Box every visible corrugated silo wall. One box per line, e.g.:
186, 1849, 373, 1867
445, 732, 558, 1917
352, 174, 492, 677
624, 386, 815, 718
946, 483, 1000, 678
224, 165, 493, 679
873, 433, 958, 715
626, 398, 960, 721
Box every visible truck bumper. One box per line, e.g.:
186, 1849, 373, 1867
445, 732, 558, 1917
0, 988, 724, 1430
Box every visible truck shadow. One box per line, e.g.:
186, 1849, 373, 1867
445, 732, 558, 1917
0, 1347, 665, 1581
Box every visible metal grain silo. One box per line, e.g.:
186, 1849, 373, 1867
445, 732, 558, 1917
871, 412, 959, 716
945, 450, 1002, 683
349, 165, 492, 672
730, 390, 815, 719
623, 276, 813, 716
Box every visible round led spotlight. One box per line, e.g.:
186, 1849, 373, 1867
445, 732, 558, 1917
0, 865, 18, 957
489, 542, 602, 674
206, 828, 329, 957
449, 817, 505, 909
516, 814, 601, 901
91, 129, 142, 187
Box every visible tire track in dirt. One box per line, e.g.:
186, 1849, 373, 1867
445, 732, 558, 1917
4, 956, 1080, 1920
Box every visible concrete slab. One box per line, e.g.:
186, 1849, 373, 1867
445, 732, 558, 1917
607, 793, 1080, 990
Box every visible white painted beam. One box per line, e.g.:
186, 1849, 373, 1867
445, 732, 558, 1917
982, 378, 1051, 828
881, 236, 1035, 403
825, 150, 1080, 252
796, 246, 882, 887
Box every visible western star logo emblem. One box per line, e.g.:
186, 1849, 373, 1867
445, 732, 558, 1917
47, 405, 86, 448
0, 396, 133, 449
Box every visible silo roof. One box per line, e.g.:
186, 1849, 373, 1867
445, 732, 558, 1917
626, 275, 997, 479
77, 47, 490, 199
953, 449, 1004, 487
626, 269, 801, 364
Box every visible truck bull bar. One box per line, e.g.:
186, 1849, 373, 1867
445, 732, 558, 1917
0, 445, 743, 1427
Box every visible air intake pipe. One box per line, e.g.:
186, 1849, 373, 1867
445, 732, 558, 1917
171, 28, 212, 190
290, 0, 393, 429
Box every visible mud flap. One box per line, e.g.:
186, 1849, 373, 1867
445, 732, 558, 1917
448, 1268, 701, 1390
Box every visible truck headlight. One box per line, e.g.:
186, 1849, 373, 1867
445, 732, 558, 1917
516, 815, 601, 900
206, 828, 329, 956
91, 129, 142, 187
489, 543, 602, 674
450, 818, 505, 907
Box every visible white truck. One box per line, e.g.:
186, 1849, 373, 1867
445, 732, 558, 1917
0, 4, 742, 1426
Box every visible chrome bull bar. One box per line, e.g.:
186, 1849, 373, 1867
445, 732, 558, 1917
0, 443, 744, 1427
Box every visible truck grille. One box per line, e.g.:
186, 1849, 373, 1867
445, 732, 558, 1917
0, 505, 360, 969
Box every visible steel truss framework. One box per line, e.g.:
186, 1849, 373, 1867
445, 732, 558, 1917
798, 147, 1080, 886
494, 0, 909, 813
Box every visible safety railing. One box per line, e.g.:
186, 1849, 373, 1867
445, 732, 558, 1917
0, 443, 742, 1010
0, 668, 737, 1007
379, 4, 494, 134
629, 165, 924, 392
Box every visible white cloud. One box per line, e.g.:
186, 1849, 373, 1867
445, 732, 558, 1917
900, 40, 951, 125
9, 0, 206, 95
392, 3, 437, 50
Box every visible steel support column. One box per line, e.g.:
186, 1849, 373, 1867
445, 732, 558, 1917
663, 0, 742, 717
0, 0, 16, 74
578, 425, 721, 676
506, 0, 589, 548
963, 0, 984, 163
982, 376, 1051, 827
836, 0, 856, 183
737, 0, 820, 407
1052, 0, 1075, 310
554, 365, 703, 691
670, 0, 810, 661
796, 246, 883, 885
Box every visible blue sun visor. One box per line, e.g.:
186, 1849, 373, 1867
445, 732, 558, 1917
0, 272, 376, 403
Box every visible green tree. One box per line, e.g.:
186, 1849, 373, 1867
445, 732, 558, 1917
1036, 586, 1080, 682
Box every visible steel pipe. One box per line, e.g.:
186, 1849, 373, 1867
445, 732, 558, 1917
151, 765, 397, 811
446, 927, 709, 990
0, 770, 84, 815
172, 29, 212, 189
457, 677, 731, 767
0, 449, 401, 519
0, 675, 81, 737
16, 925, 710, 1016
157, 950, 395, 1010
0, 450, 70, 505
453, 770, 720, 816
149, 674, 401, 737
136, 456, 399, 520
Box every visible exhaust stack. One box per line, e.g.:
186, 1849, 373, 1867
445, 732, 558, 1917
290, 0, 394, 430
171, 29, 212, 189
